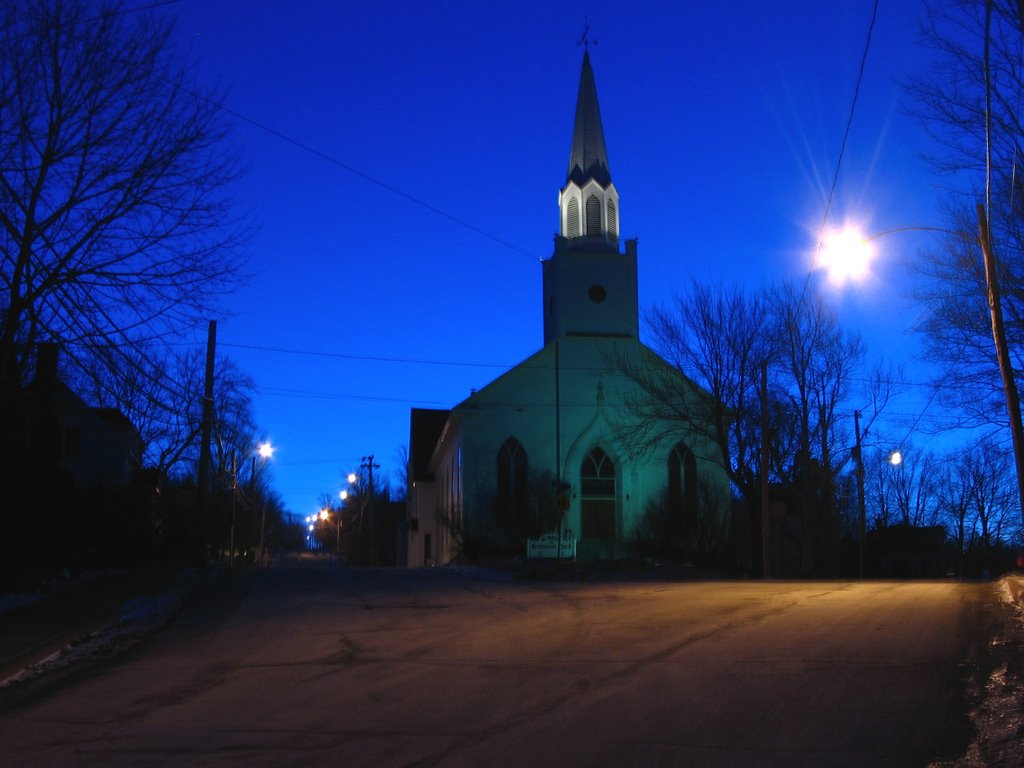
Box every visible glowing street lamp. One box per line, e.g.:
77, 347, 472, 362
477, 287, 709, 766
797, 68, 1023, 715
817, 225, 875, 285
889, 450, 903, 467
335, 473, 357, 564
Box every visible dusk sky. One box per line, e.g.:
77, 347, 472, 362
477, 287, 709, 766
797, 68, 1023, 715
165, 1, 965, 519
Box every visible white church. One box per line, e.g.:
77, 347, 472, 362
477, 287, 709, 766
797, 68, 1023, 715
405, 51, 728, 566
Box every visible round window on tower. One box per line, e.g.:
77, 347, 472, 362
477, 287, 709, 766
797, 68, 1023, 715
588, 285, 607, 304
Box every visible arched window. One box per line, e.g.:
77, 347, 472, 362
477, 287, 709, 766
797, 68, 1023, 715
581, 447, 616, 539
607, 198, 617, 239
585, 194, 602, 237
496, 438, 529, 526
668, 442, 698, 521
566, 197, 580, 238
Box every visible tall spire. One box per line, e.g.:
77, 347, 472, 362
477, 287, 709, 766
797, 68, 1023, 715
566, 51, 611, 187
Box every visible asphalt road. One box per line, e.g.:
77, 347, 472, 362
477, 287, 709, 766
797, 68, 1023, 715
0, 563, 1006, 767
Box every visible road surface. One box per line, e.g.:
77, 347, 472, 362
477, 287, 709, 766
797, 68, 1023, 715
0, 563, 1006, 767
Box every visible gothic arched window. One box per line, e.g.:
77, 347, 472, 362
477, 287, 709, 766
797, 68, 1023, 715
496, 438, 529, 526
607, 198, 617, 239
566, 197, 580, 238
668, 442, 698, 521
585, 194, 602, 237
581, 447, 616, 539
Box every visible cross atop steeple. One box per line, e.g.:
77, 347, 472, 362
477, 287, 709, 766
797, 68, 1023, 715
577, 18, 598, 51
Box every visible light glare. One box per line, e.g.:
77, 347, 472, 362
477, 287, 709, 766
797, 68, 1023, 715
819, 226, 874, 284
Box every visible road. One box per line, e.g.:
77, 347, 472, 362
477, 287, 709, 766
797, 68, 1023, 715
0, 562, 1006, 767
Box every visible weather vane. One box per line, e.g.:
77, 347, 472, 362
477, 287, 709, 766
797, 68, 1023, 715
577, 17, 598, 51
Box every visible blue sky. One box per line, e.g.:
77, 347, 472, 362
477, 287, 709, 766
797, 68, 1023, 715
166, 0, 958, 519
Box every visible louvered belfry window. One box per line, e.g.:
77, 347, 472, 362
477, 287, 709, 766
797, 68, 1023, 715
566, 197, 580, 237
607, 199, 617, 239
585, 194, 601, 237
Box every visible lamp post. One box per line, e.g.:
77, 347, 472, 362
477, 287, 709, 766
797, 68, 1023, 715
853, 410, 867, 579
255, 441, 273, 565
334, 473, 356, 564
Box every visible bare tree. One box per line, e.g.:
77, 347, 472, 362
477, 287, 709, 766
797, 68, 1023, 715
865, 445, 939, 528
964, 437, 1018, 547
620, 281, 771, 501
0, 0, 245, 392
906, 0, 1024, 522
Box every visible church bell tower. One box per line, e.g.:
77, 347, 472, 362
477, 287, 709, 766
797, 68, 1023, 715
543, 50, 639, 345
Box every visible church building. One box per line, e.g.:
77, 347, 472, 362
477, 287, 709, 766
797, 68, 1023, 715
405, 51, 728, 566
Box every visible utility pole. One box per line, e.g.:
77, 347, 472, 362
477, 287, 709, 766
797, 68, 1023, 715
976, 203, 1024, 526
760, 360, 770, 579
229, 453, 237, 566
362, 455, 380, 565
854, 410, 867, 579
195, 320, 216, 565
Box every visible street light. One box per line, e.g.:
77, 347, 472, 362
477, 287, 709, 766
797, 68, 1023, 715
817, 224, 876, 284
821, 215, 1024, 530
254, 441, 274, 565
336, 473, 356, 565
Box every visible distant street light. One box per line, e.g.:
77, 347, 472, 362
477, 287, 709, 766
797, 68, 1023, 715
254, 441, 274, 564
889, 450, 903, 467
336, 474, 356, 564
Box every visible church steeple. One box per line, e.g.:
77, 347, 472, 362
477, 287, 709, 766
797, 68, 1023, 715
566, 51, 611, 188
544, 48, 637, 346
559, 51, 619, 245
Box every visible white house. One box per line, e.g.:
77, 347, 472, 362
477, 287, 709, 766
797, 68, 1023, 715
406, 51, 728, 565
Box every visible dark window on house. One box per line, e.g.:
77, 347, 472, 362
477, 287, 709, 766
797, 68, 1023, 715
668, 442, 698, 521
65, 425, 81, 457
424, 533, 432, 562
581, 447, 615, 538
495, 437, 529, 526
586, 194, 601, 237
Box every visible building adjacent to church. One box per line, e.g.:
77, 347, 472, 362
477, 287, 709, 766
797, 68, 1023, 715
405, 52, 728, 566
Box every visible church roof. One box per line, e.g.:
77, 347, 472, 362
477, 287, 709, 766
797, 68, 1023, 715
566, 51, 612, 188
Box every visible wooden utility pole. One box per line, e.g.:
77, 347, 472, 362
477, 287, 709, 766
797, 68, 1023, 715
195, 320, 216, 564
362, 455, 380, 565
759, 360, 770, 579
854, 410, 867, 579
976, 203, 1024, 526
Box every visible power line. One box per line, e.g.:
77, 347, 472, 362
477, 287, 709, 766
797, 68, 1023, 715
197, 99, 541, 264
814, 0, 880, 253
221, 341, 513, 370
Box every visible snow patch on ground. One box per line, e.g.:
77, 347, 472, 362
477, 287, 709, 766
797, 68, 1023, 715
0, 571, 199, 691
932, 576, 1024, 767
